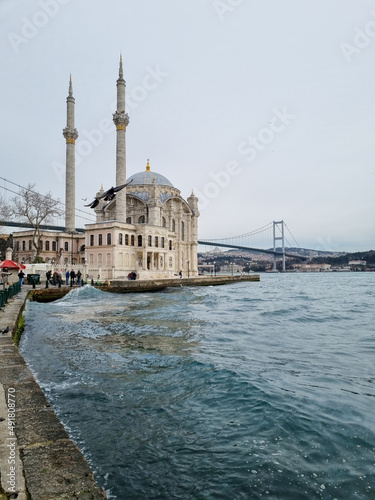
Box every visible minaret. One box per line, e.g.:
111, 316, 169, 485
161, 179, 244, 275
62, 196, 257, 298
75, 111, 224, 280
63, 75, 78, 232
112, 55, 129, 222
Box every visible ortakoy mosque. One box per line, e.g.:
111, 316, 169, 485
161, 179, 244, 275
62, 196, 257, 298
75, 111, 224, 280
12, 58, 199, 280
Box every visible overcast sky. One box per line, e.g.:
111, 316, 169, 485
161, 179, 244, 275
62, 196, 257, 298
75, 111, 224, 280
1, 0, 374, 251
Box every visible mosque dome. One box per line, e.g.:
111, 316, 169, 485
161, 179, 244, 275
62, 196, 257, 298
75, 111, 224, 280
126, 160, 174, 188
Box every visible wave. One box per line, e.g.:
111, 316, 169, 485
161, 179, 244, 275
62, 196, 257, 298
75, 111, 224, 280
55, 284, 110, 304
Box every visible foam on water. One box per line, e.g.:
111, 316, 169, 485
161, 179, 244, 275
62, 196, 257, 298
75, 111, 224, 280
55, 284, 111, 304
20, 274, 375, 499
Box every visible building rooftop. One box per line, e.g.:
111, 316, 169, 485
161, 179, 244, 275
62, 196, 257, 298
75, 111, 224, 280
127, 160, 174, 188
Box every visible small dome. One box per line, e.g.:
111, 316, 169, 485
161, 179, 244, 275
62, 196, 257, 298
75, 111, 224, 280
126, 159, 174, 187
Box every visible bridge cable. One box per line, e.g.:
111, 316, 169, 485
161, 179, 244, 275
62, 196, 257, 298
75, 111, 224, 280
284, 221, 301, 248
203, 222, 274, 242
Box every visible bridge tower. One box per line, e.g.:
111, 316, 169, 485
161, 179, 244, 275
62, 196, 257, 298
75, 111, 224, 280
272, 220, 285, 272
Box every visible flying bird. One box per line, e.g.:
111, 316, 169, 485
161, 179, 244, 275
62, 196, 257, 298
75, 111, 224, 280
84, 179, 133, 208
2, 326, 9, 334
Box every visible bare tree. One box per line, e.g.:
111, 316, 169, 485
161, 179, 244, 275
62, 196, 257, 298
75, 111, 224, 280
0, 194, 12, 221
10, 184, 63, 261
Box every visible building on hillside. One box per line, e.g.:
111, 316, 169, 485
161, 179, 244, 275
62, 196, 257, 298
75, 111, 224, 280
297, 263, 331, 272
12, 57, 199, 280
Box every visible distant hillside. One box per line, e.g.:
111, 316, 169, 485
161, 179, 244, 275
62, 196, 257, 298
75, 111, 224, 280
272, 247, 346, 257
310, 250, 375, 266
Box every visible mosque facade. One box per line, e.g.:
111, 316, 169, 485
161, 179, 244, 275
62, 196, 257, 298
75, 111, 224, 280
12, 58, 199, 280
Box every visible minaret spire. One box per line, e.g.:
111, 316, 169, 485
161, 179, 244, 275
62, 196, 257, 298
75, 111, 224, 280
63, 75, 78, 233
113, 55, 129, 221
119, 54, 123, 78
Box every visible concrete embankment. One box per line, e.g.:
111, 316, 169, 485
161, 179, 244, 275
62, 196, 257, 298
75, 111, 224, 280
105, 274, 260, 293
0, 285, 107, 499
31, 274, 260, 301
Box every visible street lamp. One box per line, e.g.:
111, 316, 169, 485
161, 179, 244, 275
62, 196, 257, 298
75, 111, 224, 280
213, 261, 216, 276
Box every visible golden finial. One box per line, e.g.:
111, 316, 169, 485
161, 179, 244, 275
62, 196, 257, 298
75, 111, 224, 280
146, 159, 151, 172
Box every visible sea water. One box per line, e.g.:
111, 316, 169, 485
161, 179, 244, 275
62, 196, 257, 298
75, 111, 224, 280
20, 273, 375, 499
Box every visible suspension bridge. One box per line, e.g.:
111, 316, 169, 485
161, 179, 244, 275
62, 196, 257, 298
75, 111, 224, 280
1, 178, 307, 271
199, 220, 307, 271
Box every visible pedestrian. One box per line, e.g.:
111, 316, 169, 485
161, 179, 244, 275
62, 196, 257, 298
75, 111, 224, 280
179, 270, 182, 278
18, 270, 25, 286
70, 269, 76, 286
65, 270, 70, 285
76, 270, 82, 286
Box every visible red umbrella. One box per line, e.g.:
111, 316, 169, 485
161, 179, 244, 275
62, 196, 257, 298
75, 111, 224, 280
0, 260, 26, 270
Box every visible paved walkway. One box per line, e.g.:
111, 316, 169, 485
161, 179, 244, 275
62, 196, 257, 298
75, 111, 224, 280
0, 285, 106, 499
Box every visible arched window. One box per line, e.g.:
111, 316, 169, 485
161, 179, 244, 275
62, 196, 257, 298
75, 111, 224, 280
155, 236, 158, 247
98, 234, 103, 246
52, 241, 57, 252
172, 219, 176, 232
138, 235, 143, 247
107, 233, 112, 245
126, 217, 131, 224
138, 215, 145, 223
28, 240, 32, 250
45, 241, 50, 251
119, 233, 123, 245
39, 240, 43, 250
161, 237, 165, 248
181, 221, 185, 241
90, 235, 94, 246
131, 235, 135, 246
169, 240, 172, 251
98, 253, 102, 266
107, 253, 111, 266
148, 235, 152, 246
89, 254, 94, 265
22, 241, 25, 251
125, 234, 129, 245
64, 242, 68, 251
162, 216, 166, 227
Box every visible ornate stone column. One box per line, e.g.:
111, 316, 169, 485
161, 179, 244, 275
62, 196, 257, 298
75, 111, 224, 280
63, 76, 78, 233
113, 56, 129, 222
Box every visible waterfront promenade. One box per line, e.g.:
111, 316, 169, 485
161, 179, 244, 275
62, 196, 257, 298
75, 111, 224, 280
0, 284, 107, 499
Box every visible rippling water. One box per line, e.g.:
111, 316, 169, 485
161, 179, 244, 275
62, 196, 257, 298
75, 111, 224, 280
20, 273, 375, 499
